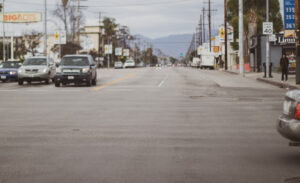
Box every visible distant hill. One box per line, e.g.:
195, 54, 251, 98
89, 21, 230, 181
152, 34, 193, 58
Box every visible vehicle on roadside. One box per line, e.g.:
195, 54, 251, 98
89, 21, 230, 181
123, 60, 135, 68
191, 57, 201, 68
18, 56, 56, 85
277, 90, 300, 143
0, 61, 22, 82
114, 61, 123, 69
199, 52, 216, 70
54, 55, 97, 87
136, 61, 146, 68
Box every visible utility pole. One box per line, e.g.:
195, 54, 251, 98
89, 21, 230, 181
44, 0, 47, 57
77, 0, 80, 44
266, 0, 270, 78
208, 0, 211, 52
224, 0, 228, 70
199, 15, 203, 45
2, 0, 5, 61
239, 0, 244, 75
202, 8, 206, 43
296, 0, 300, 84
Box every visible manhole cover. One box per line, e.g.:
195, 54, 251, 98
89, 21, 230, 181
284, 177, 300, 183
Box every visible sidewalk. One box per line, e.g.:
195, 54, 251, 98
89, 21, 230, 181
222, 68, 299, 89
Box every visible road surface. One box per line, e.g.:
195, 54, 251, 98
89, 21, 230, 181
0, 67, 298, 183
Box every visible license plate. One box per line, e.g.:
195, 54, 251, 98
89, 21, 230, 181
68, 76, 74, 80
1, 76, 6, 79
283, 100, 292, 115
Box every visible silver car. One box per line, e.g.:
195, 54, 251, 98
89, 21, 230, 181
277, 90, 300, 143
18, 56, 56, 85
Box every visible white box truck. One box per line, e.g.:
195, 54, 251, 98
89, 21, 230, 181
199, 52, 216, 70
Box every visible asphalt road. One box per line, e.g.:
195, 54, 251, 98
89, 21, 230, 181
0, 67, 299, 183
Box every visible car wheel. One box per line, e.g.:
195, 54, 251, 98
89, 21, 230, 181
1, 79, 6, 83
55, 82, 60, 87
62, 82, 67, 86
86, 78, 92, 87
27, 81, 31, 85
45, 79, 50, 84
18, 80, 23, 85
92, 76, 97, 86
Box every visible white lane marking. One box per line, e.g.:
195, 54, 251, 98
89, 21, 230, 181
158, 75, 168, 88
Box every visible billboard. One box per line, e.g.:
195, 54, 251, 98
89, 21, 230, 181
284, 0, 295, 30
0, 12, 42, 23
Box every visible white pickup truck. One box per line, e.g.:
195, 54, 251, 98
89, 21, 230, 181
199, 53, 216, 70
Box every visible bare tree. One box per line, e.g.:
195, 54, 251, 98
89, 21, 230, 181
53, 0, 84, 44
24, 31, 43, 56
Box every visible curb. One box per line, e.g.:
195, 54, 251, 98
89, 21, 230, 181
223, 70, 239, 75
256, 78, 299, 89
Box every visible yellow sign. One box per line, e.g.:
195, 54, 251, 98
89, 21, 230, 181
219, 27, 225, 40
0, 12, 42, 23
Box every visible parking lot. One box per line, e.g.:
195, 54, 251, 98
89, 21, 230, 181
0, 67, 299, 183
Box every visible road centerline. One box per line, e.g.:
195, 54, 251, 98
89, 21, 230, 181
93, 73, 136, 91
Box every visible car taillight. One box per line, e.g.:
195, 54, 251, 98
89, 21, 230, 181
295, 103, 300, 119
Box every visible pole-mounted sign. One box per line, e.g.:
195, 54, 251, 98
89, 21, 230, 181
105, 44, 113, 55
263, 22, 273, 35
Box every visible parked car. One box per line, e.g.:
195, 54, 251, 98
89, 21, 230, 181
136, 61, 146, 68
18, 56, 56, 85
277, 90, 300, 142
123, 60, 135, 68
54, 55, 97, 87
114, 61, 123, 69
0, 61, 22, 82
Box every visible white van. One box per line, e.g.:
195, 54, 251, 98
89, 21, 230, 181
191, 57, 201, 68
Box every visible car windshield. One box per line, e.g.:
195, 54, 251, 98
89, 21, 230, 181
0, 62, 21, 69
23, 58, 47, 66
61, 57, 89, 66
126, 61, 133, 63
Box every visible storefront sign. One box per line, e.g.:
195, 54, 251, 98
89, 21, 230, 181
0, 12, 42, 23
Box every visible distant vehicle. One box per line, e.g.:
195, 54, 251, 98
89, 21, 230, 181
191, 57, 201, 68
136, 61, 146, 68
277, 90, 300, 143
18, 56, 56, 85
199, 53, 216, 70
114, 61, 123, 69
54, 55, 97, 87
0, 61, 22, 82
124, 60, 135, 68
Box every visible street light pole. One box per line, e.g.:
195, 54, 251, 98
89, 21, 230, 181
2, 0, 5, 62
239, 0, 244, 75
224, 0, 228, 70
44, 0, 47, 56
266, 0, 270, 78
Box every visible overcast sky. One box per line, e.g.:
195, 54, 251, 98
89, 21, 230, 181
5, 0, 284, 39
